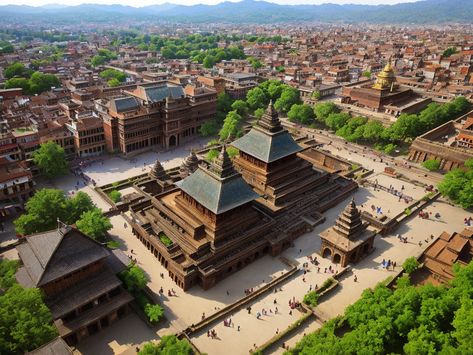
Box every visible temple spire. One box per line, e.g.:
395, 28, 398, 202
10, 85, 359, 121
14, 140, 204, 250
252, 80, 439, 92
257, 100, 283, 133
180, 150, 199, 179
149, 160, 170, 181
333, 198, 364, 239
209, 145, 236, 179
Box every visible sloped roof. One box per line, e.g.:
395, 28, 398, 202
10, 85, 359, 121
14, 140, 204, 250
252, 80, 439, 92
109, 96, 140, 113
176, 147, 259, 214
16, 226, 110, 287
232, 102, 302, 163
144, 85, 184, 103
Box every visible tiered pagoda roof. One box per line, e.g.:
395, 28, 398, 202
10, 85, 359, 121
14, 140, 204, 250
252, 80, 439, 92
333, 198, 364, 239
176, 145, 259, 214
179, 151, 199, 178
149, 160, 170, 181
232, 101, 302, 163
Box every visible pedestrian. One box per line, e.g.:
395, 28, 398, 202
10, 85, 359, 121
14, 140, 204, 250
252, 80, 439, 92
226, 290, 229, 296
289, 310, 292, 316
354, 275, 357, 282
275, 307, 278, 314
202, 312, 205, 320
237, 325, 240, 331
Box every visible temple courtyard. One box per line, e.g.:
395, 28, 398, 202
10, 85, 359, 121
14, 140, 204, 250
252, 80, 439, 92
3, 135, 470, 355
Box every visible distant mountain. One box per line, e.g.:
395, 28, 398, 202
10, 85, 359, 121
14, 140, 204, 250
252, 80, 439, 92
0, 0, 471, 25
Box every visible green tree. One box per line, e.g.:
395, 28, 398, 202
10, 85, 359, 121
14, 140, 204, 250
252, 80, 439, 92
199, 119, 219, 136
287, 104, 315, 125
362, 71, 372, 78
0, 41, 14, 54
422, 159, 441, 171
76, 208, 112, 242
254, 108, 265, 119
314, 102, 339, 123
32, 141, 68, 179
442, 47, 457, 58
246, 87, 268, 110
0, 259, 19, 291
274, 86, 300, 113
109, 190, 122, 203
311, 90, 321, 100
28, 72, 60, 94
4, 62, 30, 79
4, 77, 30, 93
14, 189, 68, 235
203, 55, 216, 68
0, 285, 57, 354
119, 264, 149, 293
91, 55, 106, 67
438, 160, 473, 209
219, 111, 242, 141
248, 57, 263, 70
108, 78, 121, 87
383, 143, 397, 155
138, 336, 193, 355
100, 68, 126, 82
206, 149, 219, 162
231, 99, 248, 116
144, 304, 165, 323
65, 191, 95, 224
326, 112, 350, 131
402, 257, 419, 274
362, 120, 384, 143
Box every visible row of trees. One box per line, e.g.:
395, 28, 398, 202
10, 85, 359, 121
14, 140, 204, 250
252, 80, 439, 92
4, 62, 60, 95
290, 262, 473, 354
14, 188, 112, 241
0, 259, 57, 354
91, 48, 118, 67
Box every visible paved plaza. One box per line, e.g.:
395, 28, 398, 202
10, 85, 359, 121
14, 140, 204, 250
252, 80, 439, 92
2, 135, 471, 355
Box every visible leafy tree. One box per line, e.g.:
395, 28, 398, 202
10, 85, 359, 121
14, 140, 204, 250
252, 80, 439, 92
248, 56, 263, 70
246, 87, 268, 110
100, 68, 126, 82
91, 55, 106, 67
0, 41, 14, 53
276, 66, 285, 73
362, 120, 384, 143
109, 190, 122, 203
144, 304, 165, 323
325, 112, 350, 131
65, 191, 95, 224
0, 259, 19, 291
254, 108, 265, 119
266, 80, 284, 100
274, 86, 300, 113
303, 291, 319, 307
219, 111, 242, 141
119, 264, 149, 293
199, 119, 219, 137
443, 47, 457, 58
362, 71, 372, 78
231, 99, 248, 116
32, 141, 68, 178
311, 90, 321, 100
138, 336, 193, 355
216, 92, 234, 124
76, 208, 112, 242
287, 104, 315, 125
402, 257, 419, 274
226, 146, 239, 159
4, 77, 30, 93
0, 285, 57, 354
4, 62, 30, 79
206, 149, 219, 162
422, 159, 441, 171
383, 143, 397, 155
28, 72, 60, 94
314, 102, 339, 123
108, 78, 121, 87
203, 55, 216, 68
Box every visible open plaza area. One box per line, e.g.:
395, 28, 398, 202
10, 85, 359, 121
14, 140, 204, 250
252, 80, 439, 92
9, 132, 462, 355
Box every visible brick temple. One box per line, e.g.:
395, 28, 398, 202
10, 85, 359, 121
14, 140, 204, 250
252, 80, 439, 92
319, 198, 376, 267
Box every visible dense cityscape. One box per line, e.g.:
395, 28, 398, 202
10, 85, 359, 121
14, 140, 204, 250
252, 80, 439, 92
0, 0, 473, 354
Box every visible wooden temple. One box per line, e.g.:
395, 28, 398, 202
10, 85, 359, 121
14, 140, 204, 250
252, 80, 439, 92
15, 224, 133, 345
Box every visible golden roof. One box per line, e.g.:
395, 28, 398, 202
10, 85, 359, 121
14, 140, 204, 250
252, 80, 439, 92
372, 60, 397, 91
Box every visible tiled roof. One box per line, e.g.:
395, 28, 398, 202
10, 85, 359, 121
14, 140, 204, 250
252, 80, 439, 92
16, 226, 110, 287
232, 102, 302, 163
110, 97, 140, 113
144, 85, 184, 103
176, 146, 259, 214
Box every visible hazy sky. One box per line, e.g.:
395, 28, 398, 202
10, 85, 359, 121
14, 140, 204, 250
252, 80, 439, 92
0, 0, 421, 7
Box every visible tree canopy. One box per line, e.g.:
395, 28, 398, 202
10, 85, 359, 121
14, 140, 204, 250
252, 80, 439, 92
14, 189, 95, 235
422, 159, 441, 171
289, 261, 473, 355
274, 86, 300, 113
76, 208, 113, 242
219, 111, 242, 141
138, 335, 193, 355
32, 141, 68, 179
438, 158, 473, 209
287, 104, 315, 125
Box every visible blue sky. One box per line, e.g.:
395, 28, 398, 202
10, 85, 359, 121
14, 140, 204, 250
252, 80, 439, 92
0, 0, 422, 6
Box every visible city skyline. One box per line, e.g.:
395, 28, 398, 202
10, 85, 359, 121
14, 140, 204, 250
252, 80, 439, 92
0, 0, 423, 7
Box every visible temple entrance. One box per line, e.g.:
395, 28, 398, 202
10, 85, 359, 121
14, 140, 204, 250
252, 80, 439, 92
333, 253, 341, 264
169, 135, 177, 147
322, 247, 332, 258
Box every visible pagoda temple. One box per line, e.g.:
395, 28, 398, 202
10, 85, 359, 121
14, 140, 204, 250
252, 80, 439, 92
130, 146, 276, 290
341, 60, 430, 116
232, 101, 329, 214
319, 198, 376, 267
179, 151, 199, 179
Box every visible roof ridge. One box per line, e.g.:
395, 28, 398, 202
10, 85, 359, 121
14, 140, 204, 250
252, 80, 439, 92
35, 228, 67, 285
